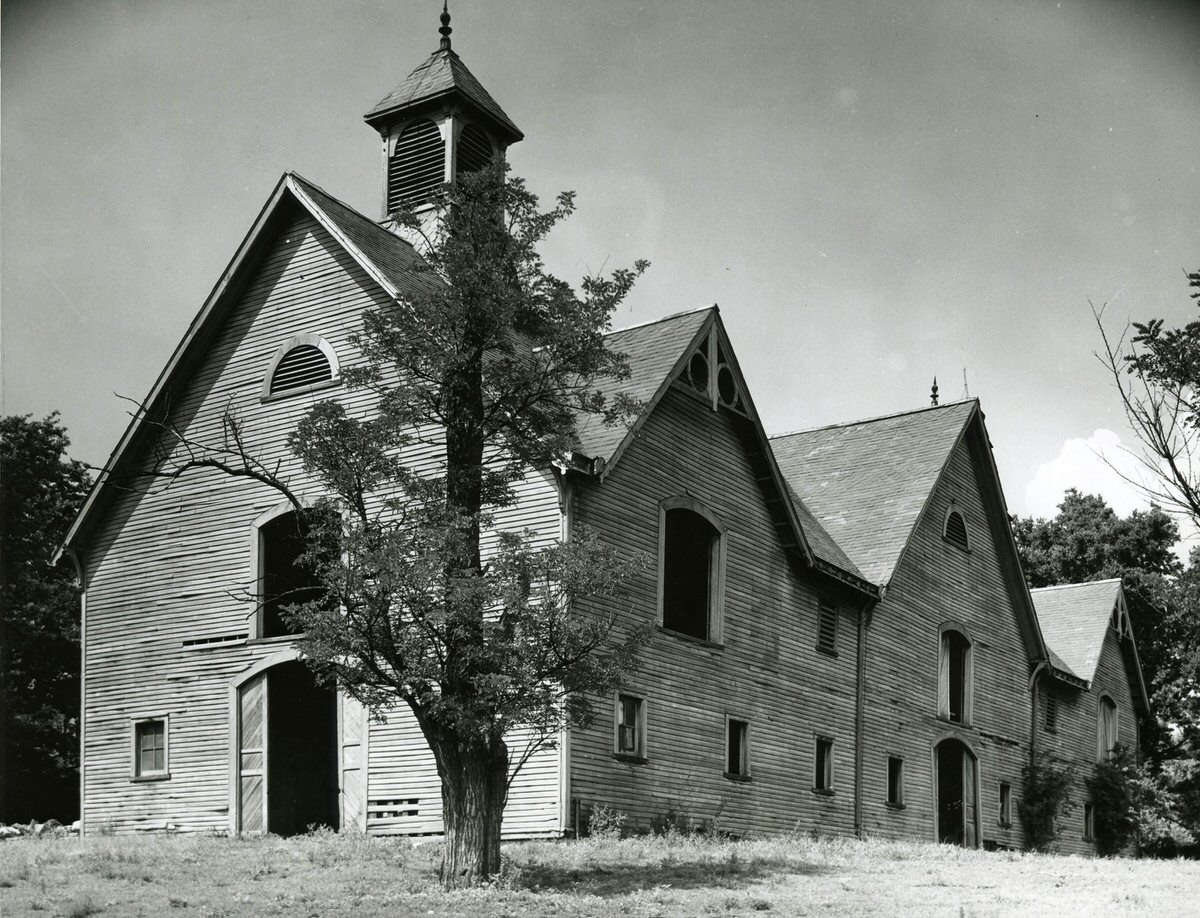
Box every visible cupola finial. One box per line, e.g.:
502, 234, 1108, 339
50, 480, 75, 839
439, 1, 452, 51
931, 376, 939, 407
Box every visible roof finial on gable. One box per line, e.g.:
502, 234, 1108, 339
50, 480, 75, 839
439, 1, 452, 51
930, 377, 939, 406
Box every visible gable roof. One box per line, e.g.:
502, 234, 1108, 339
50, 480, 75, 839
58, 173, 431, 562
1030, 579, 1122, 682
364, 48, 523, 143
770, 401, 977, 585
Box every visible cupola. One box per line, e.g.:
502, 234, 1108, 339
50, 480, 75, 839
364, 3, 523, 225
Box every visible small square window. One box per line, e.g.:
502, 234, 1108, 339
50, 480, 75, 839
817, 602, 838, 656
999, 782, 1012, 826
814, 737, 834, 792
726, 718, 750, 778
615, 694, 645, 759
887, 756, 904, 807
133, 717, 168, 779
1084, 802, 1095, 840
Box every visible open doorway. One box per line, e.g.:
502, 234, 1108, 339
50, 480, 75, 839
935, 738, 978, 847
237, 660, 339, 835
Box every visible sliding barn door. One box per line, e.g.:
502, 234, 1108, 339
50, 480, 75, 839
238, 673, 268, 833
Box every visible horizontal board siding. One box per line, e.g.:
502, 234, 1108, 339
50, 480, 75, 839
858, 438, 1031, 851
570, 387, 859, 838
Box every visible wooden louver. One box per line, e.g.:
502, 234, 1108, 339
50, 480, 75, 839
817, 602, 838, 655
944, 509, 968, 550
456, 123, 493, 175
270, 344, 332, 395
388, 118, 444, 212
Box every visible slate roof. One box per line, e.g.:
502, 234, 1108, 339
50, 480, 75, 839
365, 49, 523, 142
769, 401, 978, 585
1030, 579, 1122, 682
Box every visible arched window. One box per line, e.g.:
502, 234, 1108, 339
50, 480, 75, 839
256, 509, 324, 639
456, 123, 494, 175
263, 335, 339, 398
658, 499, 725, 642
388, 118, 444, 212
938, 627, 974, 725
943, 507, 969, 551
1098, 696, 1118, 761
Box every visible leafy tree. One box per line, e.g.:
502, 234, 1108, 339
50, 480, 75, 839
0, 413, 91, 823
1019, 751, 1075, 852
144, 163, 648, 886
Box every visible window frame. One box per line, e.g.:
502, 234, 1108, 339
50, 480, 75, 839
1097, 694, 1119, 762
261, 334, 341, 402
657, 496, 727, 645
942, 505, 970, 552
999, 782, 1013, 827
130, 715, 170, 782
886, 754, 905, 808
937, 623, 975, 726
724, 716, 751, 781
613, 692, 647, 763
248, 501, 320, 641
813, 735, 835, 794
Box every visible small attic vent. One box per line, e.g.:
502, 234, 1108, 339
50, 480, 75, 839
388, 118, 444, 212
456, 123, 494, 175
270, 344, 332, 395
943, 508, 969, 551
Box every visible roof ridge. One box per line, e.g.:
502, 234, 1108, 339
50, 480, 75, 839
769, 398, 978, 441
1030, 578, 1123, 593
605, 305, 716, 337
288, 173, 422, 257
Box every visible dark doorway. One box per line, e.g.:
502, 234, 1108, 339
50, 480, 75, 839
935, 739, 978, 847
266, 662, 339, 835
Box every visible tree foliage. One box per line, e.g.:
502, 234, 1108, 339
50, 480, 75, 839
1019, 751, 1075, 852
0, 413, 91, 823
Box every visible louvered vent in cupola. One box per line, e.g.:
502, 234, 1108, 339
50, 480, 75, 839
943, 508, 969, 551
388, 118, 444, 212
456, 123, 494, 175
270, 344, 332, 395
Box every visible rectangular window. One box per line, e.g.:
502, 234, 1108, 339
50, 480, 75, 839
615, 694, 645, 759
938, 630, 972, 725
1084, 802, 1095, 840
726, 718, 750, 778
999, 782, 1012, 826
814, 737, 834, 792
887, 756, 904, 807
133, 717, 168, 779
1044, 690, 1058, 733
816, 601, 838, 656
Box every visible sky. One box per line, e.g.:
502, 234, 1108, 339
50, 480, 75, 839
3, 0, 1199, 531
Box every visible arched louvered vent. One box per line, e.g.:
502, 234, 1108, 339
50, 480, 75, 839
456, 123, 494, 175
270, 344, 332, 395
388, 119, 444, 212
944, 509, 969, 551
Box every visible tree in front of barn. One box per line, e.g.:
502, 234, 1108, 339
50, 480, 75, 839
0, 413, 92, 823
144, 163, 649, 886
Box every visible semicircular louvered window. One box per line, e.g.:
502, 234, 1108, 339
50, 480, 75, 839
388, 118, 444, 212
270, 344, 333, 395
943, 509, 969, 551
456, 123, 494, 176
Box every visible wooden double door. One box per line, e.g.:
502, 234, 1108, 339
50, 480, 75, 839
935, 738, 979, 848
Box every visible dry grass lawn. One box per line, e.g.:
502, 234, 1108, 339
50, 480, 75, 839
1, 830, 1197, 917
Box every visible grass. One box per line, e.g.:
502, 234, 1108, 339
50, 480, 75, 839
0, 829, 1197, 917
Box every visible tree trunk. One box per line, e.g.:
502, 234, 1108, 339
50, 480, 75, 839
436, 735, 509, 888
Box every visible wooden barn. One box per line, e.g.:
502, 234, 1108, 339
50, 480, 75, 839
58, 13, 1150, 853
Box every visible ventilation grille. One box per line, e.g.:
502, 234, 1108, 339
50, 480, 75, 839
817, 602, 838, 655
388, 119, 444, 212
270, 344, 332, 395
944, 509, 968, 550
457, 123, 494, 175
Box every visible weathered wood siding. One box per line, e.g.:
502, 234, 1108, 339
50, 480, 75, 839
80, 209, 562, 836
858, 436, 1032, 850
569, 385, 859, 837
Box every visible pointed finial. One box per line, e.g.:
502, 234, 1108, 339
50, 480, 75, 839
439, 1, 452, 51
931, 376, 939, 406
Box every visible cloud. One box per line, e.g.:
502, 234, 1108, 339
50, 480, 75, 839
1024, 429, 1151, 519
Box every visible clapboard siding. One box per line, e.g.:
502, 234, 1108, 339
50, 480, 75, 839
858, 436, 1032, 850
569, 385, 859, 838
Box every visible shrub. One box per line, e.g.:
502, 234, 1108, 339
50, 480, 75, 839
1020, 751, 1075, 852
586, 804, 628, 839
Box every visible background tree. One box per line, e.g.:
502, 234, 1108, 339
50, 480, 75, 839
143, 163, 648, 886
0, 413, 91, 823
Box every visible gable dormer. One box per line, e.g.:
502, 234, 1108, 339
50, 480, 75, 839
363, 4, 523, 226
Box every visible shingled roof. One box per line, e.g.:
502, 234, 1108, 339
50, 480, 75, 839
1030, 579, 1123, 682
770, 401, 977, 585
364, 48, 523, 142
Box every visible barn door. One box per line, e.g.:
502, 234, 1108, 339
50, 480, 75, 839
961, 751, 978, 848
238, 673, 268, 833
339, 692, 366, 831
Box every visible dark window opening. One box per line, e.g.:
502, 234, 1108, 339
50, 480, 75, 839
388, 118, 444, 212
817, 602, 838, 655
270, 344, 332, 395
260, 512, 324, 638
887, 756, 904, 806
999, 782, 1012, 826
456, 123, 494, 175
815, 737, 833, 791
942, 630, 970, 724
944, 509, 969, 550
687, 351, 709, 393
135, 719, 166, 776
662, 508, 718, 640
1084, 802, 1095, 840
727, 719, 749, 777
